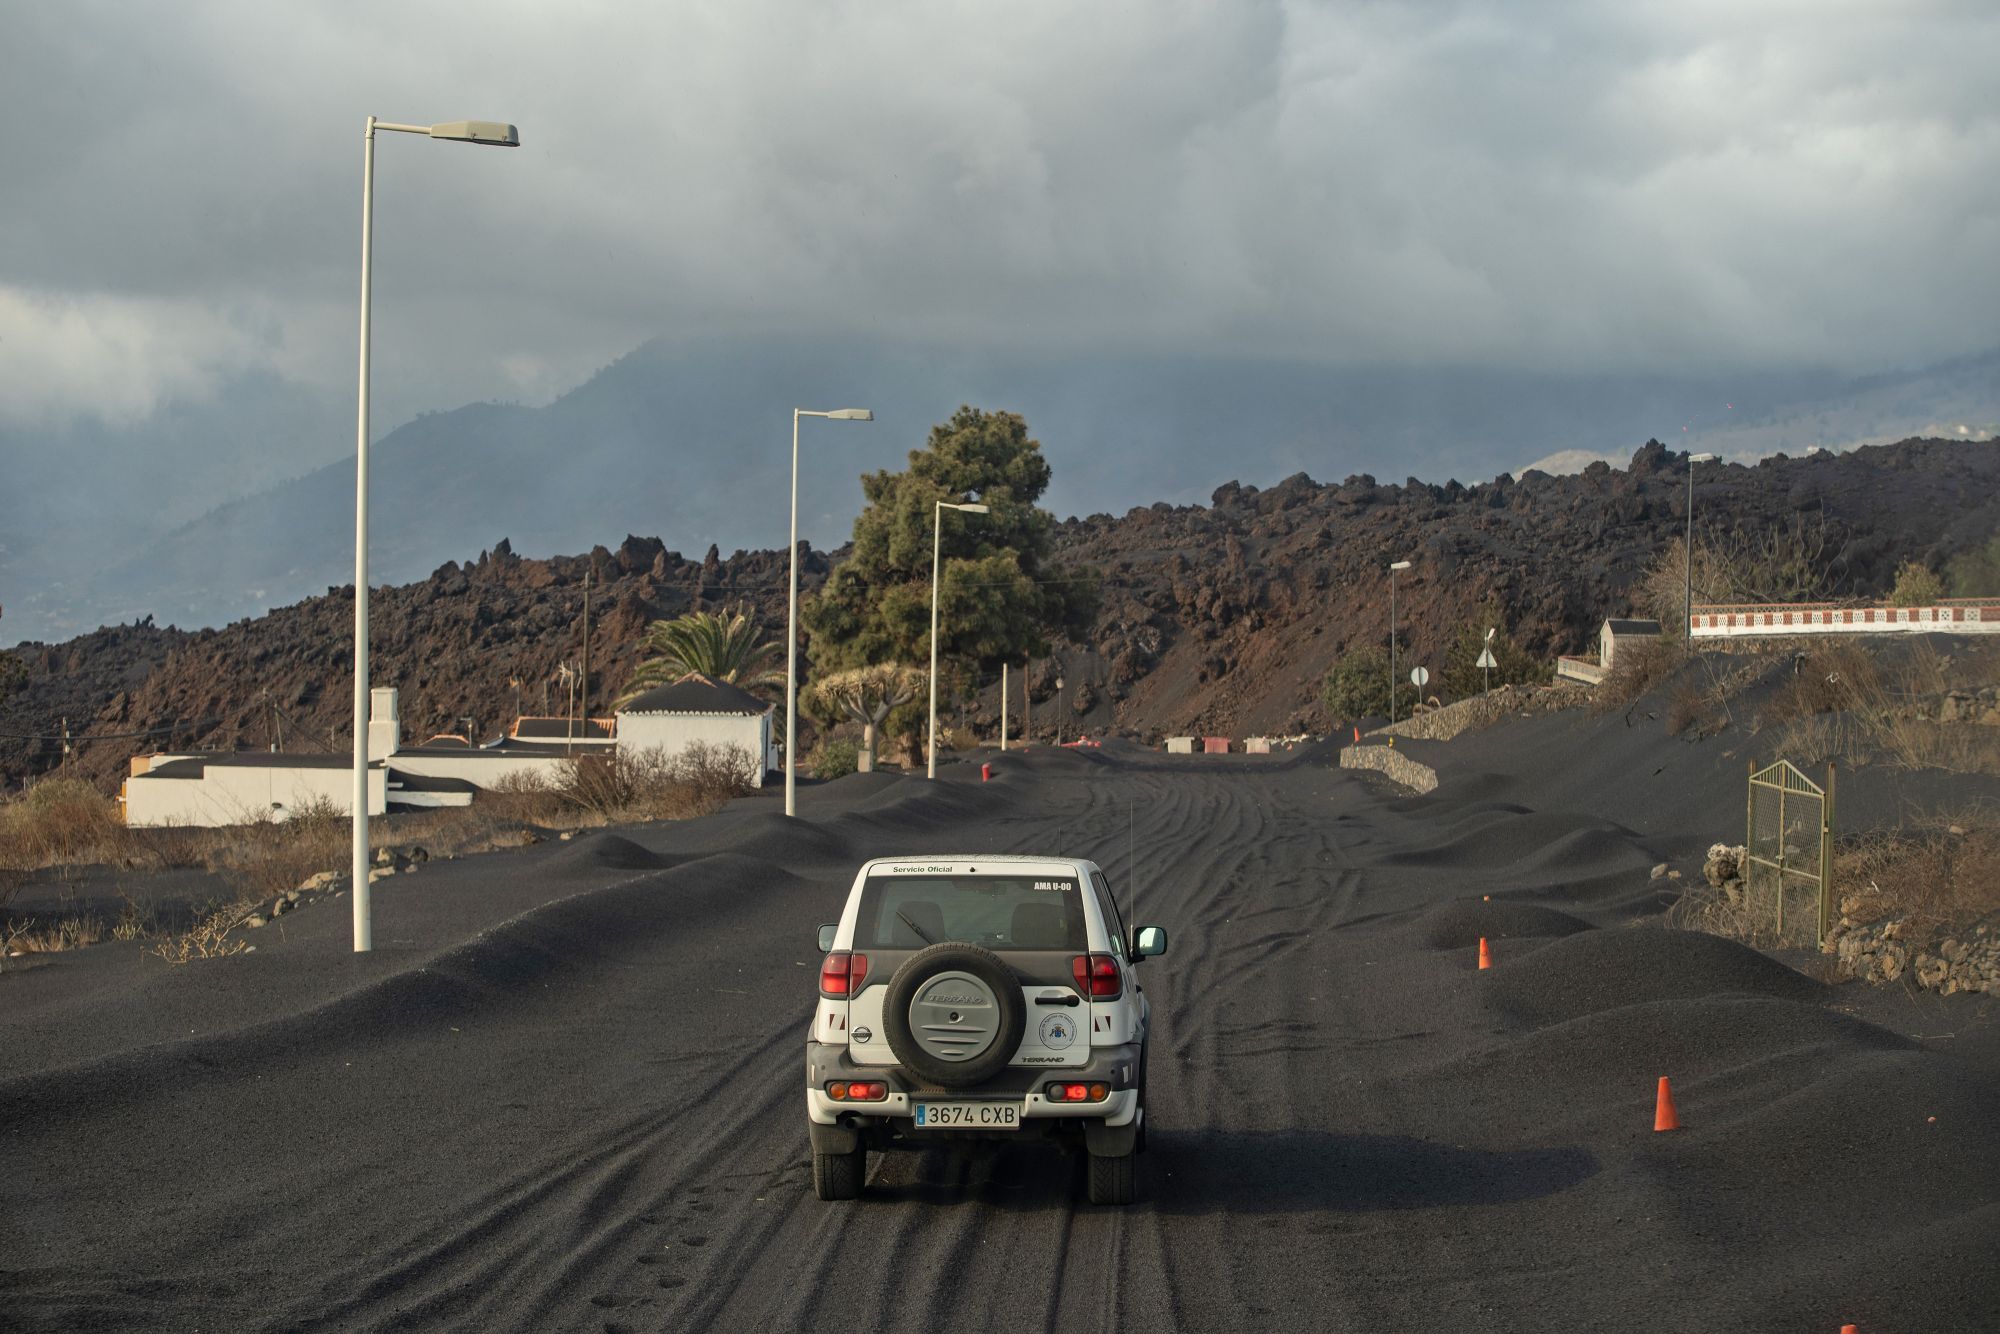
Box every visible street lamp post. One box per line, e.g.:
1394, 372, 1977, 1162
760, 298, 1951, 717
352, 116, 518, 953
785, 408, 872, 817
928, 500, 990, 779
1388, 559, 1412, 724
1684, 453, 1718, 646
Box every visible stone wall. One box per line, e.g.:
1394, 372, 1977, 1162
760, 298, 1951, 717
1337, 744, 1439, 794
1370, 682, 1587, 742
1825, 916, 2000, 996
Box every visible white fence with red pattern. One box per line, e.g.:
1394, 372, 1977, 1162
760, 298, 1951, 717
1690, 601, 1998, 639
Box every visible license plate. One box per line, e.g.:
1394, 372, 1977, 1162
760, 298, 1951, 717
912, 1102, 1021, 1129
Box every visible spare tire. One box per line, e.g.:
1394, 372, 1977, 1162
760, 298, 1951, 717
882, 942, 1027, 1088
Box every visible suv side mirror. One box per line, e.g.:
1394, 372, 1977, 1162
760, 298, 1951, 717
1133, 925, 1168, 959
817, 923, 837, 953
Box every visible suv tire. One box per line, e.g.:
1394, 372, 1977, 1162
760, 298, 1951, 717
1086, 1149, 1136, 1206
882, 942, 1027, 1088
813, 1145, 866, 1200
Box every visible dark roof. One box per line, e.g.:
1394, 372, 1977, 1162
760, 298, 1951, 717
511, 716, 614, 741
1603, 619, 1662, 635
618, 673, 771, 716
135, 752, 359, 779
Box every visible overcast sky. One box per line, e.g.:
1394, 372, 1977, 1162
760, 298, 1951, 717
4, 0, 1998, 442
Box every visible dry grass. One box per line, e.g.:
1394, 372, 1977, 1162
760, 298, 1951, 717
0, 776, 127, 868
1767, 640, 2000, 775
1833, 812, 2000, 936
1591, 638, 1678, 714
210, 797, 347, 902
3, 909, 107, 954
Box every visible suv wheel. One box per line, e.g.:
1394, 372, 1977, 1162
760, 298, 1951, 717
813, 1144, 866, 1200
882, 942, 1028, 1088
1086, 1149, 1136, 1206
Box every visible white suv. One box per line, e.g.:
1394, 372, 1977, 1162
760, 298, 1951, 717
806, 855, 1169, 1205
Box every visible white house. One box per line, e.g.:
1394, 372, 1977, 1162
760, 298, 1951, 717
616, 673, 776, 787
121, 687, 612, 827
1556, 617, 1662, 686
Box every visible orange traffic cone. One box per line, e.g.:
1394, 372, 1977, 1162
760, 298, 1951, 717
1477, 937, 1492, 970
1654, 1076, 1681, 1132
1840, 1326, 1858, 1334
1352, 725, 1361, 742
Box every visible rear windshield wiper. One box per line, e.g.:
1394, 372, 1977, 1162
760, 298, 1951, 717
896, 909, 936, 945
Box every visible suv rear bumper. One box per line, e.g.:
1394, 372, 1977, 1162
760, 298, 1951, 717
806, 1039, 1142, 1142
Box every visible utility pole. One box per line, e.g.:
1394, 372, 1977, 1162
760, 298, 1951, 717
1001, 663, 1009, 751
578, 562, 592, 742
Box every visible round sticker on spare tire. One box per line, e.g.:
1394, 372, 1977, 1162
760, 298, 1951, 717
1038, 1012, 1077, 1049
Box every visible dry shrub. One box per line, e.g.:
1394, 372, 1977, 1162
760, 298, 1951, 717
1667, 883, 1770, 945
216, 796, 346, 901
1761, 642, 1882, 726
554, 743, 757, 823
3, 910, 107, 954
1876, 719, 2000, 774
479, 771, 569, 826
1591, 638, 1676, 713
147, 902, 252, 965
1835, 815, 2000, 935
133, 820, 215, 871
0, 777, 128, 867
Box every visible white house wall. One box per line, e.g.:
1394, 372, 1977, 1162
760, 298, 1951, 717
125, 766, 385, 828
390, 752, 574, 790
617, 713, 770, 788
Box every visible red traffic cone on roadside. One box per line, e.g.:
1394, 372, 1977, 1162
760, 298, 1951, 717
1352, 725, 1361, 742
1477, 937, 1492, 970
1840, 1325, 1858, 1333
1654, 1076, 1681, 1132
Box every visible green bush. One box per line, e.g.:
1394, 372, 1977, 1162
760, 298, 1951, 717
1889, 560, 1945, 607
1945, 535, 2000, 598
1322, 646, 1415, 722
811, 740, 860, 780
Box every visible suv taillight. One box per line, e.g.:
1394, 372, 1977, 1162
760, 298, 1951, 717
1070, 953, 1121, 999
820, 951, 869, 997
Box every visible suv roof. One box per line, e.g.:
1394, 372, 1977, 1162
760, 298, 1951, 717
856, 860, 1096, 880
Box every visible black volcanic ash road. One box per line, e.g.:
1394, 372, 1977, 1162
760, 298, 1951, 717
4, 744, 1996, 1333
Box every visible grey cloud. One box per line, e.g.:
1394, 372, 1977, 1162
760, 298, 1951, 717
3, 0, 1998, 438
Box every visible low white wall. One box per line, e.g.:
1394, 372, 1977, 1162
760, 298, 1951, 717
125, 765, 385, 827
391, 751, 573, 790
617, 712, 771, 787
1693, 602, 1998, 639
1557, 656, 1607, 685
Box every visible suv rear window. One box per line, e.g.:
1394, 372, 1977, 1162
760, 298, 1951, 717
856, 875, 1086, 951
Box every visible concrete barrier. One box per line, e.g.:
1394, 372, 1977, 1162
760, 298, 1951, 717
1203, 737, 1231, 754
1337, 744, 1439, 794
1165, 736, 1196, 754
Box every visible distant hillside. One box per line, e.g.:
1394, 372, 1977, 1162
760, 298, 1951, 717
7, 339, 1994, 643
4, 436, 1993, 789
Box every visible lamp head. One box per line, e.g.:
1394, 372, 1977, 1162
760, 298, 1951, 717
1690, 452, 1718, 464
1389, 560, 1412, 571
826, 409, 873, 421
429, 120, 520, 147
955, 503, 991, 514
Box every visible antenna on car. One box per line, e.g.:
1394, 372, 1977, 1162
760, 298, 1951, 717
1127, 794, 1136, 941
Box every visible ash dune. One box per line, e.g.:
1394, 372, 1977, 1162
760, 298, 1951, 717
4, 702, 1995, 1332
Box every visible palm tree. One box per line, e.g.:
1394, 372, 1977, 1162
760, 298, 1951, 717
617, 606, 783, 705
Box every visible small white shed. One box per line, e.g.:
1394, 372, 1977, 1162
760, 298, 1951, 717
616, 673, 774, 787
1600, 618, 1662, 671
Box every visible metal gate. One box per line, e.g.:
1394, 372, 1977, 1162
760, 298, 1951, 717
1744, 760, 1835, 947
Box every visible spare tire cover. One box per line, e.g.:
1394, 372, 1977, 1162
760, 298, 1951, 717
882, 942, 1027, 1088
